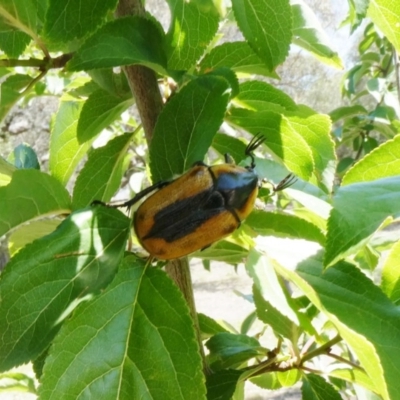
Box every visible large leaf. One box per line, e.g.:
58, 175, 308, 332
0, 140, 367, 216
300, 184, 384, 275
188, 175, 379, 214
149, 74, 231, 182
231, 0, 292, 71
39, 259, 206, 400
72, 132, 134, 209
368, 0, 400, 53
166, 0, 219, 70
227, 109, 314, 181
0, 169, 71, 237
67, 17, 167, 73
342, 134, 400, 185
0, 206, 130, 371
49, 99, 92, 185
285, 257, 400, 400
325, 176, 400, 267
44, 0, 118, 45
291, 0, 343, 68
199, 42, 278, 78
77, 88, 133, 143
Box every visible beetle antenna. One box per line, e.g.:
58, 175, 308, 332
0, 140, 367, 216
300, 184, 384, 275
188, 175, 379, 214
246, 133, 265, 169
273, 174, 297, 193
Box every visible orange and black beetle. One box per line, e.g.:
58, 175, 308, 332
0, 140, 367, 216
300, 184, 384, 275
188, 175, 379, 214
100, 135, 293, 260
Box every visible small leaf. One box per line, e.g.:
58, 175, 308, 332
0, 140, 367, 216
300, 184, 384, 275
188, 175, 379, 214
325, 176, 400, 267
206, 369, 243, 400
150, 74, 231, 182
253, 285, 296, 339
193, 241, 248, 264
199, 41, 279, 78
198, 313, 228, 339
206, 332, 265, 370
0, 21, 31, 57
329, 105, 368, 123
0, 169, 71, 237
0, 74, 32, 121
77, 88, 133, 143
301, 373, 343, 400
381, 240, 400, 305
212, 134, 247, 164
232, 0, 292, 71
166, 0, 219, 70
39, 259, 206, 400
72, 132, 134, 208
49, 99, 92, 185
342, 134, 400, 185
368, 0, 400, 53
67, 17, 167, 73
44, 0, 118, 45
246, 210, 325, 245
0, 206, 130, 371
292, 1, 343, 68
0, 156, 15, 186
8, 143, 40, 169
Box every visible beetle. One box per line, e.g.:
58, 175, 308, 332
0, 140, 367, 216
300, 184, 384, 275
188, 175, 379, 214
100, 134, 294, 260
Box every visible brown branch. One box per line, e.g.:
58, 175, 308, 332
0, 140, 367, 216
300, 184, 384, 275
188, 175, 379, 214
0, 53, 73, 70
115, 0, 206, 373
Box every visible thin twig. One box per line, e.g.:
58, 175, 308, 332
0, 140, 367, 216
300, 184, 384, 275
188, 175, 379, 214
300, 334, 342, 364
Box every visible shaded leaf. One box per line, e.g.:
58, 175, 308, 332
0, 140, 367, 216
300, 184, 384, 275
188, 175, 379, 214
77, 88, 133, 143
39, 259, 206, 400
72, 132, 134, 208
0, 20, 31, 57
0, 206, 130, 371
44, 0, 118, 45
8, 143, 40, 170
67, 17, 167, 73
198, 313, 228, 339
193, 241, 248, 264
206, 369, 242, 400
0, 169, 70, 237
212, 134, 248, 164
301, 373, 342, 400
150, 74, 230, 182
232, 0, 292, 71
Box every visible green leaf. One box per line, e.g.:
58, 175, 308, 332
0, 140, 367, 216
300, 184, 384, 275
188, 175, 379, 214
206, 332, 264, 370
381, 240, 400, 305
329, 368, 376, 394
150, 74, 231, 182
198, 313, 228, 339
277, 256, 400, 400
232, 0, 292, 71
67, 17, 167, 73
325, 176, 400, 267
246, 211, 325, 245
166, 0, 219, 70
212, 134, 247, 164
253, 285, 296, 339
0, 0, 43, 37
8, 143, 40, 169
301, 374, 342, 400
368, 0, 400, 53
0, 169, 70, 237
8, 219, 61, 256
193, 240, 248, 264
227, 109, 314, 181
49, 99, 92, 185
39, 259, 206, 400
234, 81, 297, 113
329, 105, 368, 123
342, 134, 400, 185
44, 0, 118, 45
0, 21, 31, 57
250, 372, 283, 390
291, 1, 343, 69
199, 41, 279, 78
77, 88, 133, 143
0, 206, 130, 371
206, 369, 243, 400
0, 74, 32, 121
72, 132, 134, 208
0, 156, 15, 186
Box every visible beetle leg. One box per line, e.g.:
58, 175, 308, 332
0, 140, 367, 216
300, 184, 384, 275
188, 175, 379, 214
224, 153, 234, 164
